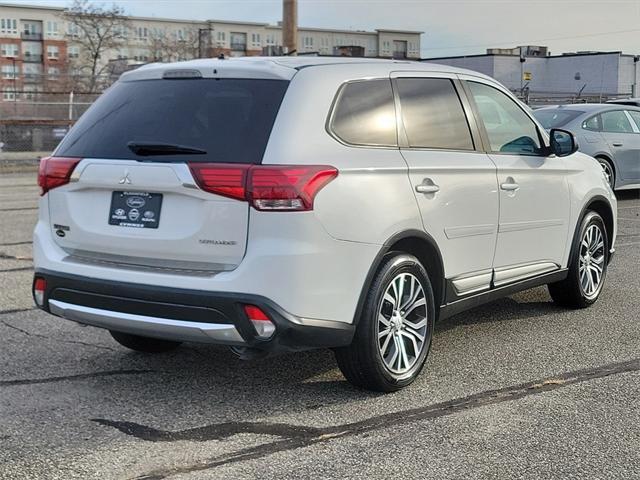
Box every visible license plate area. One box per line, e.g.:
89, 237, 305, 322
108, 191, 162, 229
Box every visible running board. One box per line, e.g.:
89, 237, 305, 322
439, 269, 568, 321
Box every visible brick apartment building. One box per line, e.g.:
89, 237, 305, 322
0, 2, 423, 103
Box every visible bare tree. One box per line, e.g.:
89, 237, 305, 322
60, 0, 130, 92
148, 27, 200, 62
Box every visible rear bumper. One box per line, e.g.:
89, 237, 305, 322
34, 269, 355, 353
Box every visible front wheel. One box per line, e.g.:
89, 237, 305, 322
335, 253, 435, 392
548, 211, 608, 308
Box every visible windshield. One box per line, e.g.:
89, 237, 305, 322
55, 78, 289, 164
533, 109, 584, 130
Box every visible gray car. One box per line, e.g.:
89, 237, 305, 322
534, 104, 640, 190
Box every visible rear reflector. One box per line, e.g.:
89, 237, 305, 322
243, 304, 276, 339
189, 163, 337, 211
38, 156, 82, 196
33, 277, 46, 307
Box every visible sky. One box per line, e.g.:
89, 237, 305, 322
5, 0, 640, 58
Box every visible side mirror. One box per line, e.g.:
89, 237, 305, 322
549, 128, 578, 157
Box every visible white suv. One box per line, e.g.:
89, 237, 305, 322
33, 57, 617, 391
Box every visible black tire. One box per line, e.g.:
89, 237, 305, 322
109, 330, 182, 353
335, 253, 435, 392
596, 157, 615, 190
548, 211, 608, 308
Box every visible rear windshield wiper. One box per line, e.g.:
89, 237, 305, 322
127, 141, 207, 156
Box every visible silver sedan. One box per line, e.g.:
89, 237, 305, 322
534, 104, 640, 190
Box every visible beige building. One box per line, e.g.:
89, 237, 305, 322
0, 2, 422, 101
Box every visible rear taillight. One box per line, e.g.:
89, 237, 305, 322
33, 277, 46, 308
38, 156, 82, 196
243, 304, 276, 339
189, 163, 337, 212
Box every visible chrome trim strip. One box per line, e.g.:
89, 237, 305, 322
444, 224, 496, 239
62, 248, 234, 274
49, 299, 246, 345
499, 219, 564, 233
493, 262, 559, 287
451, 270, 493, 295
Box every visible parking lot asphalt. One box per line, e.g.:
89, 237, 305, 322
0, 171, 639, 480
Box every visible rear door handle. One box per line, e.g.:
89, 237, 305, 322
612, 142, 623, 147
500, 182, 519, 191
415, 180, 440, 194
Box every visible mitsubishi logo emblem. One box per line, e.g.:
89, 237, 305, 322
119, 170, 131, 185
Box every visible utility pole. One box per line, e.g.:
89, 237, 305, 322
633, 56, 639, 98
283, 0, 297, 55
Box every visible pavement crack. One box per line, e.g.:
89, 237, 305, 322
0, 369, 154, 387
0, 307, 36, 316
0, 319, 117, 352
0, 252, 33, 261
0, 266, 33, 273
127, 357, 640, 479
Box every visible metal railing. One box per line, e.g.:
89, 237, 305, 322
21, 32, 43, 41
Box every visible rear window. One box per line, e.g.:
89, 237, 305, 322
533, 109, 583, 129
55, 78, 289, 164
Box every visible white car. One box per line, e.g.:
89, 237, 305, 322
33, 57, 617, 392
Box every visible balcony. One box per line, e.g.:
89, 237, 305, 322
21, 32, 43, 41
23, 73, 41, 83
22, 54, 43, 63
230, 42, 247, 51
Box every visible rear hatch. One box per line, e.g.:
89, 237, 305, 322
47, 75, 289, 273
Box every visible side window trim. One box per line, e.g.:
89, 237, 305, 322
391, 76, 481, 152
461, 79, 547, 157
623, 110, 640, 133
326, 77, 399, 149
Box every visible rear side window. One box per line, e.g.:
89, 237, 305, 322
55, 78, 289, 164
396, 78, 474, 150
601, 110, 634, 133
330, 79, 397, 147
627, 110, 640, 130
582, 115, 601, 131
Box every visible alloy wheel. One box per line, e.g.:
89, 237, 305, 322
376, 273, 428, 375
598, 160, 614, 188
579, 224, 606, 299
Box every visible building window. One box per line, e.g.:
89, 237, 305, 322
136, 26, 148, 41
23, 85, 38, 100
1, 18, 18, 34
1, 64, 19, 79
303, 36, 314, 48
67, 22, 80, 37
47, 66, 60, 78
251, 33, 261, 46
2, 87, 16, 101
68, 45, 80, 58
1, 43, 19, 57
176, 28, 185, 41
47, 45, 60, 59
46, 21, 59, 37
266, 33, 275, 45
217, 31, 226, 41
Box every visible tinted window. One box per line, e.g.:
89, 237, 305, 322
469, 82, 542, 155
601, 110, 634, 133
533, 109, 584, 129
330, 79, 397, 146
396, 78, 474, 150
56, 78, 289, 164
626, 110, 640, 130
582, 115, 601, 131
